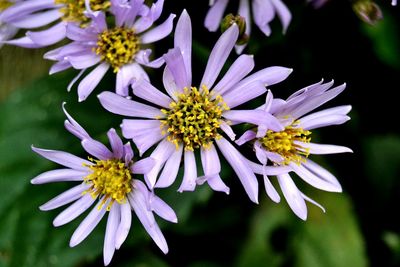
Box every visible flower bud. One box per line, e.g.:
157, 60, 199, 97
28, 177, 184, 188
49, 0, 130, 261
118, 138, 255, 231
221, 14, 249, 46
353, 0, 383, 25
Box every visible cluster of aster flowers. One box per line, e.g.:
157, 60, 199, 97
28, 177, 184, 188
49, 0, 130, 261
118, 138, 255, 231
0, 0, 361, 265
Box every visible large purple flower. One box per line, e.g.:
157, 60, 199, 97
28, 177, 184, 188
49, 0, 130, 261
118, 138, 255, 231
31, 105, 177, 266
45, 0, 175, 101
0, 0, 112, 48
237, 80, 353, 220
98, 10, 292, 203
205, 0, 291, 53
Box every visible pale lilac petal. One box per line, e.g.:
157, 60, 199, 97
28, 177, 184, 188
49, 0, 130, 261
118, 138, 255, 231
205, 175, 230, 194
301, 115, 350, 130
98, 92, 164, 119
2, 36, 39, 48
236, 130, 256, 146
277, 173, 307, 220
163, 67, 181, 101
263, 90, 274, 112
131, 158, 156, 174
216, 137, 258, 203
254, 141, 267, 165
135, 50, 165, 68
123, 142, 134, 165
66, 23, 98, 41
302, 159, 342, 191
121, 119, 164, 156
299, 105, 352, 123
0, 0, 55, 21
252, 0, 275, 30
128, 184, 168, 254
178, 150, 197, 192
27, 22, 66, 46
235, 0, 251, 54
270, 0, 292, 33
263, 174, 281, 203
145, 139, 176, 188
301, 193, 326, 213
163, 48, 190, 89
150, 195, 178, 223
69, 200, 107, 247
212, 54, 255, 96
132, 79, 172, 109
115, 202, 132, 249
220, 121, 236, 141
116, 63, 149, 97
103, 204, 120, 266
107, 129, 124, 159
49, 61, 73, 75
174, 10, 192, 85
236, 67, 293, 89
221, 80, 266, 108
78, 63, 110, 102
247, 159, 291, 176
289, 162, 342, 192
81, 139, 113, 160
53, 194, 96, 227
31, 169, 87, 184
140, 14, 175, 44
226, 111, 283, 133
200, 25, 239, 88
204, 0, 229, 31
69, 53, 102, 70
39, 184, 90, 211
10, 9, 61, 28
155, 145, 183, 188
296, 142, 353, 155
63, 102, 90, 140
32, 146, 91, 171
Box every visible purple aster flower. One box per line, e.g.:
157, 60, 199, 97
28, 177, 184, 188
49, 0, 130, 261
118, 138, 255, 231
98, 10, 292, 203
236, 80, 353, 220
0, 0, 112, 48
31, 104, 177, 266
45, 0, 175, 101
205, 0, 292, 53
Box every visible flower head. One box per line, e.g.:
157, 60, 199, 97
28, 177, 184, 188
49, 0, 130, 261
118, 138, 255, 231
0, 0, 111, 48
45, 0, 175, 101
237, 80, 353, 220
31, 104, 177, 266
98, 10, 292, 203
205, 0, 292, 53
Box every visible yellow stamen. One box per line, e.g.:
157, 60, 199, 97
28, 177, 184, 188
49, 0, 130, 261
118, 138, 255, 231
0, 0, 13, 11
259, 122, 311, 165
95, 27, 140, 72
84, 158, 132, 210
160, 85, 229, 151
55, 0, 110, 26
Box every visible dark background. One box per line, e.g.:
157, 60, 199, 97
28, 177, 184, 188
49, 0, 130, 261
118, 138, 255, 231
1, 1, 399, 266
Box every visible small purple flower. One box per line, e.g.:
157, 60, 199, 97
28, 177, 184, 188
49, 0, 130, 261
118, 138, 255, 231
31, 104, 177, 266
98, 10, 292, 203
0, 0, 112, 48
205, 0, 292, 53
237, 80, 353, 220
45, 0, 175, 102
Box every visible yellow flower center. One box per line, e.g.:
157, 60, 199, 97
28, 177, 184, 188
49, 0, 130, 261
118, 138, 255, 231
0, 0, 13, 11
95, 27, 140, 72
55, 0, 110, 26
160, 86, 229, 151
84, 158, 132, 210
260, 122, 311, 165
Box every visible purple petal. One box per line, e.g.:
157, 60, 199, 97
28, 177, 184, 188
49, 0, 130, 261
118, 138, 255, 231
163, 48, 190, 89
155, 145, 183, 188
81, 139, 113, 160
98, 92, 164, 118
103, 204, 120, 266
236, 130, 256, 146
53, 194, 96, 227
295, 142, 353, 155
131, 157, 156, 174
69, 53, 101, 70
216, 137, 259, 203
204, 0, 229, 31
115, 202, 132, 249
63, 103, 90, 140
200, 143, 220, 175
200, 24, 239, 88
163, 67, 181, 101
69, 199, 107, 247
31, 168, 87, 184
140, 14, 175, 44
116, 63, 149, 97
174, 10, 192, 85
263, 174, 281, 203
150, 195, 178, 223
221, 80, 266, 108
236, 67, 292, 89
277, 173, 307, 220
32, 146, 91, 171
178, 150, 197, 192
301, 193, 326, 213
302, 158, 342, 191
132, 78, 172, 109
10, 9, 61, 29
39, 183, 90, 211
78, 63, 110, 102
27, 22, 66, 47
121, 119, 164, 156
252, 0, 275, 30
223, 110, 273, 126
220, 121, 236, 141
212, 54, 255, 96
107, 129, 124, 159
270, 0, 292, 33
